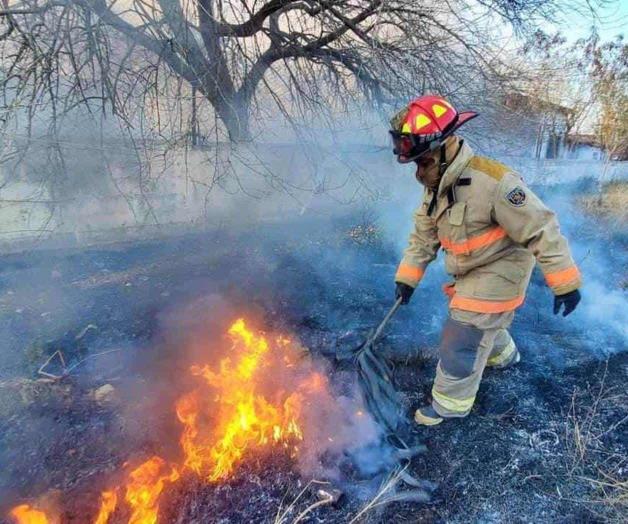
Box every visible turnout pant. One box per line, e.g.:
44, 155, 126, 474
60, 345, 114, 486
431, 309, 518, 418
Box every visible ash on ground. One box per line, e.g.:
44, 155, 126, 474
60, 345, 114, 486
1, 181, 626, 523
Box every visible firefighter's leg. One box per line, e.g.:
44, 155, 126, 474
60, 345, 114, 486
486, 329, 520, 368
430, 317, 495, 418
416, 310, 514, 423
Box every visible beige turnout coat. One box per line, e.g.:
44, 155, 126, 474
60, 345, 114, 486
395, 142, 581, 313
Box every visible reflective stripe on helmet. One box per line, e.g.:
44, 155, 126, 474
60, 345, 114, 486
415, 113, 432, 131
432, 104, 447, 117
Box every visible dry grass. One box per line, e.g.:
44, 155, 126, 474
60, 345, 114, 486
348, 465, 431, 523
579, 181, 628, 222
564, 363, 628, 519
273, 466, 431, 524
273, 480, 335, 524
348, 468, 407, 524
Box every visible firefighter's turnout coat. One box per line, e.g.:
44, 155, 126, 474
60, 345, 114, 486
395, 142, 582, 418
395, 142, 581, 310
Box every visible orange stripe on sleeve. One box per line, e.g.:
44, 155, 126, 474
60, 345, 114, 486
450, 294, 524, 313
440, 226, 508, 256
395, 263, 424, 283
545, 266, 581, 288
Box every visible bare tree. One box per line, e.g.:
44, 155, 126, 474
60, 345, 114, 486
0, 0, 573, 145
585, 34, 628, 160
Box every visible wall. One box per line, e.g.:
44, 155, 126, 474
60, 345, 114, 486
0, 144, 626, 252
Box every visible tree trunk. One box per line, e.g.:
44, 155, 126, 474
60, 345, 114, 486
214, 95, 252, 142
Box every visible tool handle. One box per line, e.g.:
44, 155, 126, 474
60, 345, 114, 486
370, 296, 403, 343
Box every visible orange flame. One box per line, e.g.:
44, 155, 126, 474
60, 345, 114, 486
9, 505, 50, 524
93, 490, 117, 524
176, 318, 304, 481
12, 317, 326, 524
91, 457, 178, 524
125, 456, 179, 524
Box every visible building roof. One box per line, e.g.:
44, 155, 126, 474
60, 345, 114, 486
504, 92, 574, 118
566, 133, 601, 148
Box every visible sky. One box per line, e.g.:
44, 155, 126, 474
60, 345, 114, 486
554, 0, 627, 42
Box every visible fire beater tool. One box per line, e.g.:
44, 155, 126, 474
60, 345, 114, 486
349, 296, 407, 436
337, 296, 435, 498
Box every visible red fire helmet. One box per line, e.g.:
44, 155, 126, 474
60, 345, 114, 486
390, 95, 478, 163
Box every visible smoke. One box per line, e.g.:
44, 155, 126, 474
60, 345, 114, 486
380, 156, 628, 360
579, 281, 628, 341
1, 104, 626, 515
533, 174, 628, 356
144, 295, 397, 492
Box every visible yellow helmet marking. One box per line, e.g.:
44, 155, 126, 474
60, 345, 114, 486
432, 104, 447, 117
414, 113, 432, 130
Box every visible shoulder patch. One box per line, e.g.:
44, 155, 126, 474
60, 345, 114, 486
506, 186, 527, 207
467, 156, 510, 181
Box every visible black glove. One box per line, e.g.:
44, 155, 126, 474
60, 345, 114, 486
395, 282, 415, 305
553, 289, 581, 317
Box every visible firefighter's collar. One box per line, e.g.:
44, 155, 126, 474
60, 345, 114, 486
437, 142, 474, 197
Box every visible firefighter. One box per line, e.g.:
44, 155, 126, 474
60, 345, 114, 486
390, 95, 582, 426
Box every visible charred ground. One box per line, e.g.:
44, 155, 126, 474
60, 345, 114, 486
0, 179, 626, 523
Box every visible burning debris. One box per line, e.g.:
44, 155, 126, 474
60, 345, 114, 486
176, 318, 309, 482
93, 491, 117, 524
7, 318, 346, 523
109, 456, 179, 524
9, 505, 52, 524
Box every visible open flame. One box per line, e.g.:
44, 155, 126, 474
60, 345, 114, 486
9, 505, 51, 524
125, 457, 179, 524
9, 317, 327, 524
93, 491, 117, 524
88, 456, 179, 524
176, 318, 305, 481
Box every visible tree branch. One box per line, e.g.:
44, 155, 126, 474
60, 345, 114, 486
213, 0, 296, 37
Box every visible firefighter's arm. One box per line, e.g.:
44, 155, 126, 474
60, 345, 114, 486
493, 173, 582, 295
395, 196, 440, 288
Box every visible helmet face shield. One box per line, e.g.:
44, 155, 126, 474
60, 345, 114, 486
390, 132, 413, 155
389, 131, 431, 163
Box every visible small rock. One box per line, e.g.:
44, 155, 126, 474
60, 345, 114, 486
93, 384, 116, 404
316, 487, 344, 506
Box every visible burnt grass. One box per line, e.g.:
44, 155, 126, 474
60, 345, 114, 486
0, 200, 627, 523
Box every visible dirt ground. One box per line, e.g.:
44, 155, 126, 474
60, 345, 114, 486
0, 180, 626, 523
